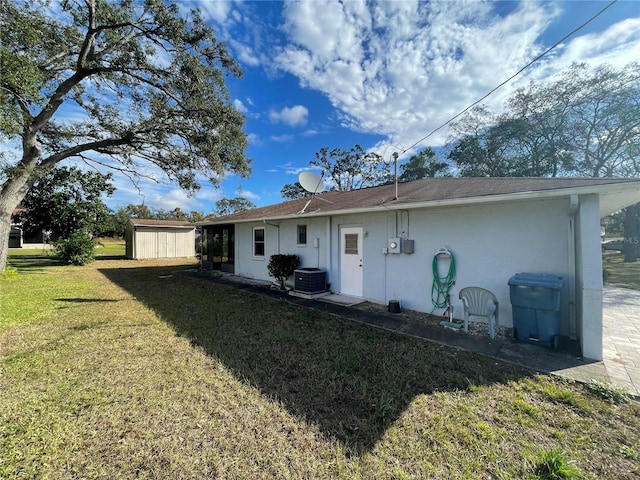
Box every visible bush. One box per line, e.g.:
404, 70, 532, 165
267, 254, 299, 289
53, 232, 96, 265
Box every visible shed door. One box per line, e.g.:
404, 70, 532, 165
340, 226, 363, 297
157, 231, 175, 258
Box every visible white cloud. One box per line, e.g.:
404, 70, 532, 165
270, 134, 294, 142
247, 132, 262, 146
198, 1, 232, 23
230, 39, 261, 67
233, 98, 249, 114
546, 17, 640, 73
268, 105, 309, 126
272, 0, 640, 153
274, 162, 323, 177
236, 189, 260, 200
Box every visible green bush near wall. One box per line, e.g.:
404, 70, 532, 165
267, 254, 300, 290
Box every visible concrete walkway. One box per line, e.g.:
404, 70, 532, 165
188, 271, 639, 399
601, 286, 640, 397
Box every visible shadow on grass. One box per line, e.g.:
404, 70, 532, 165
100, 265, 534, 455
7, 255, 65, 272
56, 298, 121, 303
7, 254, 130, 272
95, 255, 129, 260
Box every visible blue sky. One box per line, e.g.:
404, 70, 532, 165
36, 1, 640, 214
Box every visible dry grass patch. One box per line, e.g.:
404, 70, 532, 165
1, 258, 639, 479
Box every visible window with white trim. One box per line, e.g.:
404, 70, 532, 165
253, 227, 265, 257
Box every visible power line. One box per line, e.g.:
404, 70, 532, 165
401, 0, 619, 155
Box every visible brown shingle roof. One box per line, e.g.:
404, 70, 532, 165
197, 177, 640, 225
129, 218, 194, 228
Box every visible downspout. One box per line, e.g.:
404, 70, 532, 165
199, 226, 203, 270
568, 194, 579, 340
326, 216, 332, 288
263, 220, 280, 254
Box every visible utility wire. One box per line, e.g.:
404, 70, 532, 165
401, 0, 619, 155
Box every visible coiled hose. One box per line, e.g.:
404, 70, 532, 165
431, 252, 456, 309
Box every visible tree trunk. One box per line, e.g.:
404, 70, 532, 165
0, 174, 33, 273
0, 210, 13, 273
623, 203, 640, 263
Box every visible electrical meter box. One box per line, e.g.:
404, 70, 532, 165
388, 238, 401, 254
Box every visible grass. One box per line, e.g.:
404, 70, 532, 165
532, 448, 580, 480
7, 238, 125, 257
602, 250, 640, 290
1, 254, 639, 479
587, 379, 631, 404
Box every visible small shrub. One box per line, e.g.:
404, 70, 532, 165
586, 379, 629, 404
53, 232, 96, 265
267, 254, 299, 289
533, 449, 580, 480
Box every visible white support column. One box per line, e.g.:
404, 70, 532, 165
576, 194, 603, 360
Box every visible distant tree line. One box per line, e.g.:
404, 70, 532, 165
16, 166, 255, 244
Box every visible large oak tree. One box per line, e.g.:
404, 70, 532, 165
0, 0, 251, 271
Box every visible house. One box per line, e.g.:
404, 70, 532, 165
196, 177, 640, 361
125, 218, 196, 259
9, 208, 56, 249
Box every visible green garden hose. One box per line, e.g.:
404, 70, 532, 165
431, 250, 456, 309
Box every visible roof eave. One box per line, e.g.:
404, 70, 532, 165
198, 182, 639, 225
131, 223, 195, 229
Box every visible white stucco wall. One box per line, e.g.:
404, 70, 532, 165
233, 218, 330, 284
230, 192, 613, 364
327, 197, 573, 333
232, 196, 582, 334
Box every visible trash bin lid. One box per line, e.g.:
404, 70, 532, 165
508, 272, 564, 289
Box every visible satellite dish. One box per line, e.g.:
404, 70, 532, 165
298, 171, 324, 194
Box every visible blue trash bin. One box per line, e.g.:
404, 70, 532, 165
508, 273, 564, 348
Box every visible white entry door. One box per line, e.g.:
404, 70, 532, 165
340, 226, 363, 297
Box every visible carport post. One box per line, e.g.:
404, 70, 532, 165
576, 194, 603, 361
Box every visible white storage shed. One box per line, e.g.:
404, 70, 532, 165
125, 218, 196, 260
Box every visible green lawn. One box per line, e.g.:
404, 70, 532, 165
1, 255, 639, 479
603, 250, 640, 290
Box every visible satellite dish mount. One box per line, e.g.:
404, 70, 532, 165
297, 171, 326, 214
299, 171, 324, 194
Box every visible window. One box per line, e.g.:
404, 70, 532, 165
253, 227, 265, 257
297, 225, 307, 245
344, 233, 359, 254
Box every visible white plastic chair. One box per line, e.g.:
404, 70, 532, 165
459, 287, 499, 339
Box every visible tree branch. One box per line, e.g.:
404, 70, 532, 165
0, 85, 31, 118
38, 134, 136, 171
